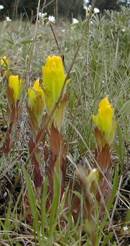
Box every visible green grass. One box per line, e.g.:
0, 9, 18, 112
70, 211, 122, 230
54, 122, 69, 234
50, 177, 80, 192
0, 7, 130, 245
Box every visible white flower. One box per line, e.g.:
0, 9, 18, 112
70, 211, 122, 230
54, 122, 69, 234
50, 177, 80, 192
83, 5, 87, 10
6, 17, 12, 22
0, 5, 4, 10
123, 226, 128, 232
38, 12, 47, 19
94, 7, 100, 14
83, 0, 90, 5
48, 15, 55, 24
122, 28, 126, 32
72, 18, 79, 24
83, 5, 90, 10
83, 4, 91, 10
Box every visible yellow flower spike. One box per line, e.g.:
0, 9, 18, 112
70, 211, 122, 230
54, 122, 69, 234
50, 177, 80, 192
42, 55, 68, 130
28, 79, 45, 129
42, 56, 66, 111
92, 97, 116, 145
8, 75, 24, 105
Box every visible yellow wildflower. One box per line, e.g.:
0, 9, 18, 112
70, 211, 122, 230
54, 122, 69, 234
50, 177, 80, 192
42, 55, 66, 111
42, 55, 68, 130
8, 75, 24, 104
28, 79, 45, 129
92, 97, 116, 144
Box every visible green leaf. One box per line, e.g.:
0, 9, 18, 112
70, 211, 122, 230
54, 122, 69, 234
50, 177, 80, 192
23, 167, 40, 243
48, 165, 62, 241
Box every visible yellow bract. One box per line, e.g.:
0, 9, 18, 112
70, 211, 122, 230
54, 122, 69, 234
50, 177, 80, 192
42, 56, 66, 111
92, 97, 116, 144
8, 75, 24, 104
0, 56, 10, 68
28, 79, 45, 129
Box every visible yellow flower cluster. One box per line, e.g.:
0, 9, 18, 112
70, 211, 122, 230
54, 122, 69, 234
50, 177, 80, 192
27, 56, 67, 130
6, 55, 67, 131
7, 55, 116, 143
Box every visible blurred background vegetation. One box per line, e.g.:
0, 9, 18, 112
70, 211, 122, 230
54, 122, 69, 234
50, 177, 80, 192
0, 0, 120, 20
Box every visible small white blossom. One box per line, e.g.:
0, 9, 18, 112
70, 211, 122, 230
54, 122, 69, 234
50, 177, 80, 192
83, 5, 91, 11
72, 18, 79, 25
0, 5, 4, 10
48, 15, 55, 24
6, 16, 12, 22
84, 0, 90, 4
123, 226, 128, 232
122, 28, 126, 32
38, 12, 47, 19
83, 5, 87, 10
94, 7, 100, 14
